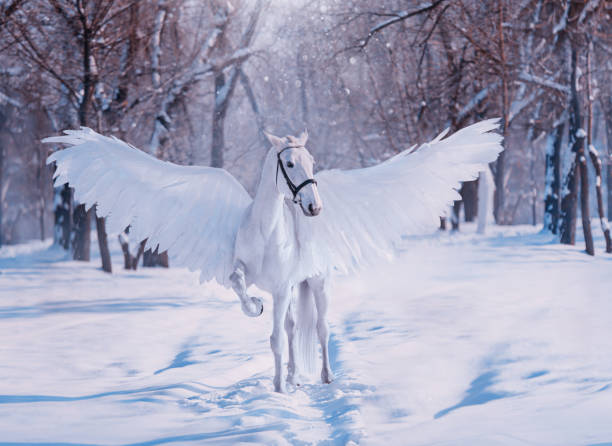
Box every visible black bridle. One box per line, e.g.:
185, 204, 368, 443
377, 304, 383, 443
276, 146, 317, 203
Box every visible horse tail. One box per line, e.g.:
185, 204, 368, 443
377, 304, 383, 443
296, 280, 318, 376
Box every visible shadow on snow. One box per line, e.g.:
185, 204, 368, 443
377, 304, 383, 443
434, 370, 513, 419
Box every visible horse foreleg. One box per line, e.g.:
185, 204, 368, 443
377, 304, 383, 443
271, 287, 291, 393
229, 261, 263, 317
284, 300, 299, 386
308, 276, 334, 384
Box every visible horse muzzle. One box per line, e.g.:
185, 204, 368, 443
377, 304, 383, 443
301, 201, 322, 217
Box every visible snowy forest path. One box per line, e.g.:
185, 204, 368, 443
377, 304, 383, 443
0, 224, 611, 445
0, 239, 368, 445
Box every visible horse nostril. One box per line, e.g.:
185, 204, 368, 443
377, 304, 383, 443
308, 203, 321, 216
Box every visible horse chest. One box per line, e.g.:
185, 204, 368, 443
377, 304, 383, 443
260, 217, 315, 291
259, 226, 302, 284
235, 197, 314, 292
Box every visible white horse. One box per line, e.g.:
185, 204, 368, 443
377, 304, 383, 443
45, 119, 503, 393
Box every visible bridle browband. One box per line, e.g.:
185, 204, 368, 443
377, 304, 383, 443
276, 146, 317, 203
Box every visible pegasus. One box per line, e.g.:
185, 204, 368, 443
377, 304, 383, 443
44, 120, 503, 393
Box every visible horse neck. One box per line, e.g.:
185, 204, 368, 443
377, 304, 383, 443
252, 148, 286, 234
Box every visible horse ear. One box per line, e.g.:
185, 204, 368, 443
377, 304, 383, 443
298, 129, 308, 145
264, 131, 286, 149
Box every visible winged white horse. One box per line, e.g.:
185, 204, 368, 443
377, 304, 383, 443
44, 119, 503, 393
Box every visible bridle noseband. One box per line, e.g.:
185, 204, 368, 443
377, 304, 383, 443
276, 146, 317, 203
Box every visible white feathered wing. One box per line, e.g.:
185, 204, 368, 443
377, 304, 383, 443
45, 128, 251, 286
304, 118, 504, 275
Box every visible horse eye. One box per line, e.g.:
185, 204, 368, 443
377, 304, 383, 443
287, 161, 294, 168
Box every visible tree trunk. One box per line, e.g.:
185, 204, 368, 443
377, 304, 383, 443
559, 157, 578, 245
119, 232, 133, 270
600, 89, 612, 232
39, 200, 45, 241
575, 41, 593, 256
608, 142, 612, 224
588, 146, 612, 253
119, 229, 146, 270
607, 119, 612, 222
494, 151, 506, 224
77, 16, 113, 271
543, 120, 564, 233
94, 216, 112, 270
209, 5, 260, 168
578, 153, 594, 255
439, 217, 447, 230
572, 43, 593, 255
55, 184, 72, 249
95, 209, 112, 273
211, 72, 226, 168
585, 46, 611, 253
134, 240, 146, 269
71, 17, 94, 261
159, 251, 169, 267
609, 166, 612, 223
211, 69, 240, 168
477, 169, 494, 234
143, 245, 169, 268
451, 201, 461, 230
35, 135, 48, 242
494, 1, 509, 225
72, 205, 91, 261
239, 69, 267, 147
560, 46, 582, 246
460, 180, 478, 222
0, 118, 4, 248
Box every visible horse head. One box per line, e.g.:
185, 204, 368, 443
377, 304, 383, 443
265, 130, 322, 217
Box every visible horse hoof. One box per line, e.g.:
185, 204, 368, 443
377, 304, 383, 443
273, 383, 287, 394
253, 296, 263, 315
241, 296, 264, 317
287, 374, 302, 387
321, 370, 334, 384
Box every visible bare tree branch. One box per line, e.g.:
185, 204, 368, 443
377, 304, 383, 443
358, 0, 447, 49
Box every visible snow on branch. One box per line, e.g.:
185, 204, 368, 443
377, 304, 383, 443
199, 9, 228, 62
456, 82, 498, 123
552, 1, 569, 34
508, 89, 538, 123
552, 109, 568, 128
0, 90, 21, 107
150, 0, 167, 90
148, 6, 232, 155
148, 2, 261, 155
518, 72, 569, 94
579, 0, 600, 24
207, 48, 253, 76
0, 66, 22, 76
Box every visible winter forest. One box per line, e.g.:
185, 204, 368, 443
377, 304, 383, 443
0, 1, 611, 445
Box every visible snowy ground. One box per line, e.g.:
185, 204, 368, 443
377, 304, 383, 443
0, 225, 611, 446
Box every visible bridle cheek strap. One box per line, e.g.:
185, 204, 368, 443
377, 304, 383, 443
276, 146, 317, 203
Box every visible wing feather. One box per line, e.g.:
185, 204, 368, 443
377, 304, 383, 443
45, 127, 251, 286
309, 119, 503, 275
